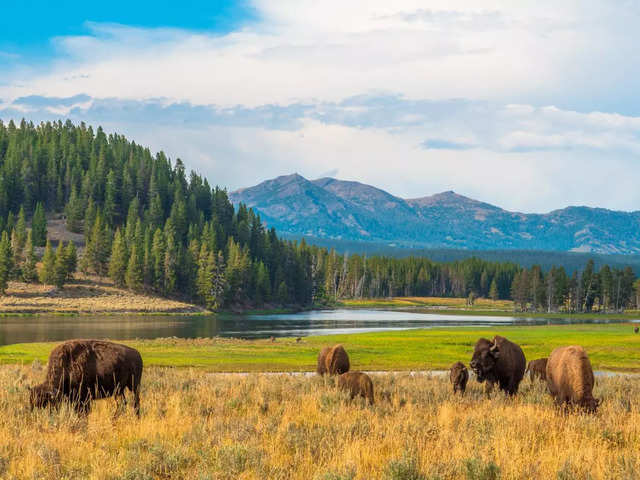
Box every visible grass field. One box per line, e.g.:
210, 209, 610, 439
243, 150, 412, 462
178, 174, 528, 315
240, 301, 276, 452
3, 323, 640, 372
340, 296, 515, 310
3, 366, 640, 479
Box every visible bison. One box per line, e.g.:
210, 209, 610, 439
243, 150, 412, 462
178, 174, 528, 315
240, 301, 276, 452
316, 345, 350, 376
449, 362, 469, 395
29, 339, 143, 416
546, 345, 600, 413
470, 335, 526, 395
526, 358, 548, 382
338, 371, 374, 405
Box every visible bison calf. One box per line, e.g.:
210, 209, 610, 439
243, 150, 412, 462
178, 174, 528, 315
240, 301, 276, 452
317, 345, 350, 376
470, 335, 526, 396
338, 371, 374, 405
29, 339, 143, 416
449, 362, 469, 395
546, 345, 600, 413
526, 358, 548, 382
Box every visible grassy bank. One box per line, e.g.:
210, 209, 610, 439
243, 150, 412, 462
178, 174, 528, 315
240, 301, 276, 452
3, 323, 640, 371
3, 366, 640, 479
0, 276, 205, 315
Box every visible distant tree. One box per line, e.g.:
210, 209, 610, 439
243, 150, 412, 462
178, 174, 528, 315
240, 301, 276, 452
634, 279, 640, 310
31, 202, 47, 247
22, 230, 38, 283
0, 231, 14, 294
125, 244, 144, 291
489, 278, 499, 301
276, 281, 289, 305
53, 242, 68, 288
15, 207, 27, 251
64, 241, 77, 281
39, 239, 56, 285
65, 187, 84, 233
108, 229, 127, 287
151, 228, 166, 292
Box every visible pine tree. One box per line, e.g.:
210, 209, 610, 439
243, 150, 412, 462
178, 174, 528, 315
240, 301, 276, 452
22, 230, 38, 283
125, 244, 144, 291
53, 242, 68, 288
0, 231, 14, 294
151, 228, 166, 292
15, 207, 27, 251
64, 241, 77, 281
84, 214, 110, 276
65, 187, 84, 233
31, 202, 47, 247
39, 239, 56, 285
489, 278, 499, 301
109, 229, 128, 287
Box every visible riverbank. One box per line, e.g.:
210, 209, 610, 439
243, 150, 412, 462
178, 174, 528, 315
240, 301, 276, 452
3, 323, 639, 371
339, 296, 640, 320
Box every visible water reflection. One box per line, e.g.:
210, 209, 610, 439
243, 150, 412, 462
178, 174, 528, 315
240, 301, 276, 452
0, 309, 634, 345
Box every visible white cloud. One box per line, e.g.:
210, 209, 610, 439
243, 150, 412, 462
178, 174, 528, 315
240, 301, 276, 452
1, 0, 640, 212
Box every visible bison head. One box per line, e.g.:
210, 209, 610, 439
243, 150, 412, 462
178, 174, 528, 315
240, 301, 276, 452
470, 338, 500, 382
28, 385, 57, 410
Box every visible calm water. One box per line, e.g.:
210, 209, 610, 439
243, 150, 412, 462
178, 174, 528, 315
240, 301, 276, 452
0, 309, 634, 345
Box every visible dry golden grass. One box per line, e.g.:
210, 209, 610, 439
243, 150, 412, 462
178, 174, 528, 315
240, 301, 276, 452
0, 275, 204, 314
2, 365, 639, 479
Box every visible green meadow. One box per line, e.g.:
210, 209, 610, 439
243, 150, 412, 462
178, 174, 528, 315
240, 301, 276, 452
2, 323, 639, 372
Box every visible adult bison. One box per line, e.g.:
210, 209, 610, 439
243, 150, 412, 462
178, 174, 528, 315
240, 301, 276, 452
316, 345, 350, 376
449, 361, 469, 395
338, 371, 374, 405
546, 346, 600, 413
526, 358, 548, 382
469, 335, 526, 395
29, 339, 143, 416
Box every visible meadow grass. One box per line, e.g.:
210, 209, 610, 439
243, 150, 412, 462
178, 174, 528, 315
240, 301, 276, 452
2, 323, 640, 371
2, 366, 640, 479
340, 296, 515, 310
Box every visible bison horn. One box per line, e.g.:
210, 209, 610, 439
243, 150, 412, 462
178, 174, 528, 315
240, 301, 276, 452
489, 343, 500, 358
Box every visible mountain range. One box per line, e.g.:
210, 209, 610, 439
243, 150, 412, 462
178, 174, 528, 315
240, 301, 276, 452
229, 174, 640, 254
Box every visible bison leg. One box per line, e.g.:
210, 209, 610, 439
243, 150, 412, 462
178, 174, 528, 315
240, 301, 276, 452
133, 388, 141, 417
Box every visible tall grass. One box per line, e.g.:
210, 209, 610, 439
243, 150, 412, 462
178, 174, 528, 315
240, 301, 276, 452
2, 365, 639, 479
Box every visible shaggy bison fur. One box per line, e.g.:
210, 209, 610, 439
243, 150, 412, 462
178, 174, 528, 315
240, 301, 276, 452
546, 345, 600, 413
316, 345, 350, 376
29, 339, 143, 416
526, 358, 548, 382
449, 362, 469, 395
470, 335, 526, 395
338, 371, 374, 405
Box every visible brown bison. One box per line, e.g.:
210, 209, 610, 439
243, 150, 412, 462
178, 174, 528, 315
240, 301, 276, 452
29, 339, 143, 416
634, 327, 639, 334
470, 335, 526, 395
546, 345, 600, 413
338, 371, 374, 405
316, 345, 350, 376
449, 362, 469, 395
526, 358, 548, 382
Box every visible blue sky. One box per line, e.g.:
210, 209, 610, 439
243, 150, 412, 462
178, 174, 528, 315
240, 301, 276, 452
1, 0, 640, 212
0, 1, 255, 63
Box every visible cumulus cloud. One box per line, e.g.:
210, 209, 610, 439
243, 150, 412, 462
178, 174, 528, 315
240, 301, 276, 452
1, 0, 640, 212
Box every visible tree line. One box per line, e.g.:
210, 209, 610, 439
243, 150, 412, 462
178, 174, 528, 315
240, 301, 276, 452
0, 119, 638, 312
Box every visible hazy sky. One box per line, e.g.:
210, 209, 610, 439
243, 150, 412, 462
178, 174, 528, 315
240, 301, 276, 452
2, 0, 640, 213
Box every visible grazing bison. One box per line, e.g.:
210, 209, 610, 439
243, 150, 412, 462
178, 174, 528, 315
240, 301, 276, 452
29, 339, 143, 416
634, 327, 639, 334
338, 371, 374, 405
470, 335, 526, 395
449, 362, 469, 395
526, 358, 548, 382
546, 345, 600, 413
316, 345, 350, 376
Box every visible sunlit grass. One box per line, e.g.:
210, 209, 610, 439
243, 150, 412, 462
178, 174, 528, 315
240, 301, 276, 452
3, 366, 640, 479
2, 323, 640, 371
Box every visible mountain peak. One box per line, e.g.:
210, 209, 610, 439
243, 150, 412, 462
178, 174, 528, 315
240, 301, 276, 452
230, 174, 640, 253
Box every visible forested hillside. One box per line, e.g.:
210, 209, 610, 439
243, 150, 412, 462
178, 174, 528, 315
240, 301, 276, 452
0, 119, 638, 312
